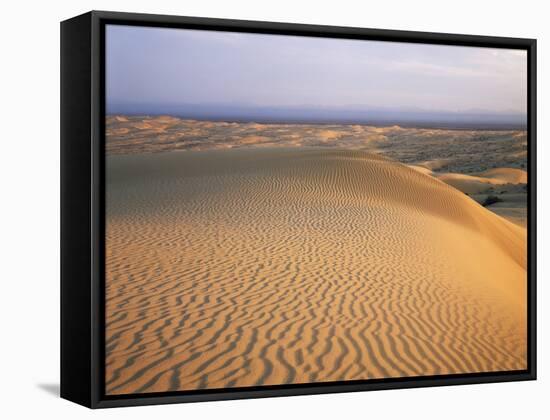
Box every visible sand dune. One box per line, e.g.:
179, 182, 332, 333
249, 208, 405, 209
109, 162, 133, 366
407, 165, 434, 176
106, 116, 527, 165
416, 159, 450, 171
437, 173, 506, 194
437, 169, 527, 194
479, 168, 527, 184
409, 165, 527, 195
408, 165, 528, 226
105, 148, 526, 395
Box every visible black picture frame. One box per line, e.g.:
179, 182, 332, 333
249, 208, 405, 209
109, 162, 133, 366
60, 10, 537, 409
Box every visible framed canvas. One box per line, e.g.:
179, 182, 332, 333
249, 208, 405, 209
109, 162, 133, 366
60, 11, 537, 408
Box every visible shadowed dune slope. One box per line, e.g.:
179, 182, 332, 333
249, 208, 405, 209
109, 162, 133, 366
105, 148, 527, 395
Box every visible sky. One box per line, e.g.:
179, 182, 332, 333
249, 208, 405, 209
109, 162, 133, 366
106, 24, 527, 125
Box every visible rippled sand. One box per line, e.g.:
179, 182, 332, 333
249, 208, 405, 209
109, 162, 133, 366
105, 148, 527, 395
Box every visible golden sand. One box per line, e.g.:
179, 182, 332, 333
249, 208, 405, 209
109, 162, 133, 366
437, 169, 527, 195
409, 165, 527, 195
105, 148, 527, 395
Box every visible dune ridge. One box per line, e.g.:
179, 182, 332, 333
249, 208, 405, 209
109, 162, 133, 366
105, 148, 526, 395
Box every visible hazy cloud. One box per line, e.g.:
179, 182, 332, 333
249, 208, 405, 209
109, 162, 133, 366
106, 25, 527, 115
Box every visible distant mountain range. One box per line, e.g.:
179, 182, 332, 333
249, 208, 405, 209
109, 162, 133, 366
107, 103, 527, 130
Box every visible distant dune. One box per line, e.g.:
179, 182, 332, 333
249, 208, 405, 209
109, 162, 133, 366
105, 115, 527, 159
480, 168, 528, 184
407, 164, 528, 227
409, 166, 527, 195
437, 173, 509, 194
105, 148, 527, 395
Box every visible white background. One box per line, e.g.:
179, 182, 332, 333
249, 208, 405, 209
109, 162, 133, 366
1, 0, 547, 418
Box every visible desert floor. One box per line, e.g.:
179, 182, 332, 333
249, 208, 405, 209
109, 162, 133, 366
105, 147, 527, 395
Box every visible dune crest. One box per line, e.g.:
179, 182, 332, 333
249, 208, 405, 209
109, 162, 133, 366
105, 148, 526, 394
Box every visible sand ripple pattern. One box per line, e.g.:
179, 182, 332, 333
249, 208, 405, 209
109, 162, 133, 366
105, 148, 527, 395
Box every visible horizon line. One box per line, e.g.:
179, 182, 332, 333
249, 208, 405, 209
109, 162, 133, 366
106, 113, 527, 131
